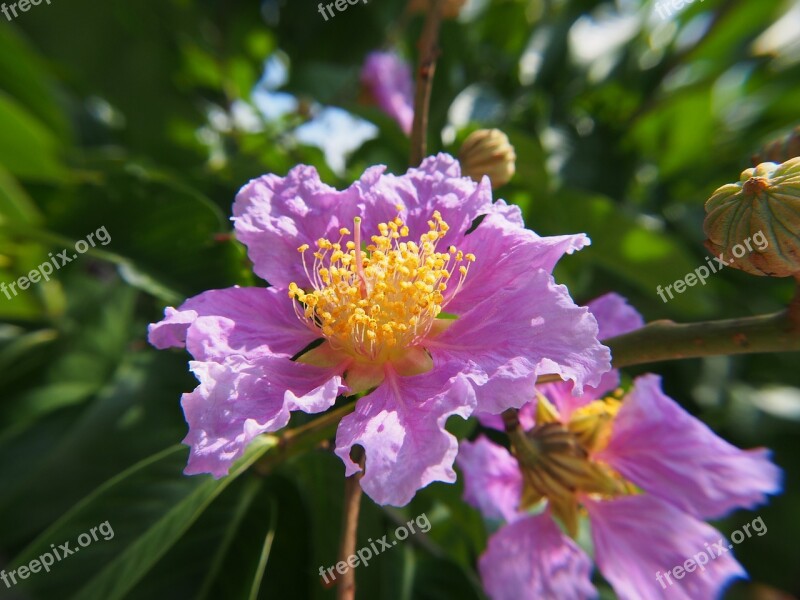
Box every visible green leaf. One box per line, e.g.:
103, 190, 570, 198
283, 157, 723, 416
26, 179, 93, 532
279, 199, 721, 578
0, 91, 68, 182
0, 165, 42, 224
72, 436, 277, 600
248, 496, 278, 600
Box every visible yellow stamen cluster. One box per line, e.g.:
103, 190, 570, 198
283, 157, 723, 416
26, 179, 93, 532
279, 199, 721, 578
288, 211, 475, 362
510, 395, 636, 537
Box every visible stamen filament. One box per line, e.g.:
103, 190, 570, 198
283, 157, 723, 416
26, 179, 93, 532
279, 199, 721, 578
289, 212, 475, 362
353, 217, 368, 299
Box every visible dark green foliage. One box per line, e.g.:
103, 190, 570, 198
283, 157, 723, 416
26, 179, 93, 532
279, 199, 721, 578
1, 0, 799, 598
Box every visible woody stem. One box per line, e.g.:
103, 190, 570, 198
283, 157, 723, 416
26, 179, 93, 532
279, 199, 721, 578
409, 0, 444, 166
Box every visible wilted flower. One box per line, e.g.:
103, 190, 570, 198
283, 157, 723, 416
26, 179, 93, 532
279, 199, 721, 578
148, 154, 611, 506
459, 129, 516, 189
459, 294, 782, 600
360, 51, 414, 135
704, 158, 800, 277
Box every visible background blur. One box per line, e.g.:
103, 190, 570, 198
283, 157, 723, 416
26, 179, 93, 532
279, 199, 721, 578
1, 0, 799, 598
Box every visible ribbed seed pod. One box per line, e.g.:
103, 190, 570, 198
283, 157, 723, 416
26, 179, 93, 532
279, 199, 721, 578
458, 129, 517, 189
704, 158, 800, 277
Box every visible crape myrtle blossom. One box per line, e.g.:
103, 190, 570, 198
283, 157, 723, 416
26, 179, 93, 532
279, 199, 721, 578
458, 293, 782, 600
360, 51, 414, 135
148, 153, 611, 507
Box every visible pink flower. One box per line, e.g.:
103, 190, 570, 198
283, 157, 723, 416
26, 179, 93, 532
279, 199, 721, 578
361, 51, 414, 135
148, 154, 610, 506
457, 295, 782, 600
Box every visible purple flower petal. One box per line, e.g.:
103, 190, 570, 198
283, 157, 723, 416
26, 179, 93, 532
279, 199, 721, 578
361, 51, 414, 135
479, 513, 597, 600
586, 292, 645, 341
233, 155, 497, 290
485, 198, 525, 227
233, 165, 361, 287
586, 494, 747, 600
476, 292, 641, 427
574, 291, 645, 400
334, 366, 475, 506
355, 153, 493, 250
597, 374, 782, 520
456, 435, 522, 522
148, 286, 317, 362
450, 212, 590, 312
475, 401, 536, 432
183, 355, 343, 477
428, 268, 610, 413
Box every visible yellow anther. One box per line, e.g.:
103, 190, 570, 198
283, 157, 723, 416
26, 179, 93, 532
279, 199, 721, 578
288, 212, 475, 361
298, 244, 309, 253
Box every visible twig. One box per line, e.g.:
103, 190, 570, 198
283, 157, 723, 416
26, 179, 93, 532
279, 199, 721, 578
252, 402, 356, 476
337, 446, 365, 600
604, 308, 800, 368
409, 0, 445, 166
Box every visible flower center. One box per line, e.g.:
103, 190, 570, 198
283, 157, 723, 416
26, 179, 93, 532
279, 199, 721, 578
509, 394, 636, 537
288, 210, 475, 363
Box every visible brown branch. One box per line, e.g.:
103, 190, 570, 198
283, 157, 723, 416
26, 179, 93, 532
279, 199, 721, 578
336, 446, 365, 600
409, 0, 444, 167
604, 308, 800, 369
253, 402, 356, 476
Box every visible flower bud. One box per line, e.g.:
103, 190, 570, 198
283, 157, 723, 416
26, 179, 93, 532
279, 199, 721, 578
408, 0, 466, 19
704, 158, 800, 277
458, 129, 516, 189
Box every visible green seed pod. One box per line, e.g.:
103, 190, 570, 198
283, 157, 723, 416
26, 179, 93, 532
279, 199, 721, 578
704, 158, 800, 277
458, 129, 516, 189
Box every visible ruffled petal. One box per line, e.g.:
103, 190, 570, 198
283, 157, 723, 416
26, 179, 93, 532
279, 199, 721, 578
475, 401, 536, 432
456, 436, 522, 522
232, 165, 362, 287
597, 374, 782, 520
334, 365, 475, 506
478, 513, 597, 600
485, 198, 525, 227
475, 292, 641, 426
148, 286, 317, 361
427, 268, 610, 413
585, 494, 746, 600
450, 211, 591, 312
586, 292, 645, 341
182, 356, 343, 477
360, 51, 414, 135
355, 153, 493, 249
